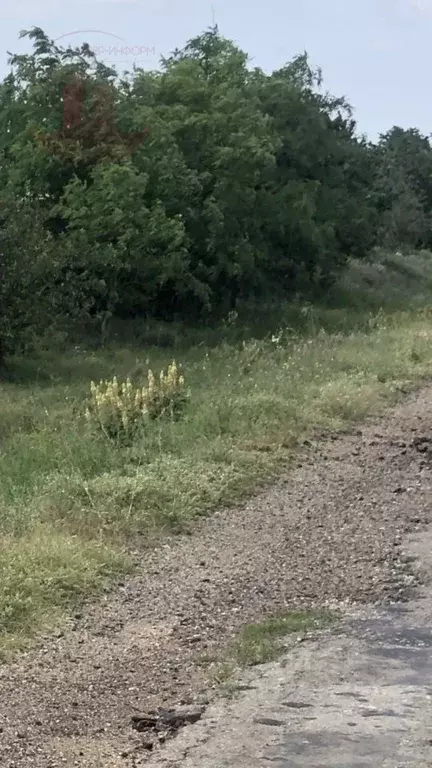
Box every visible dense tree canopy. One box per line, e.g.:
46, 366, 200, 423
1, 26, 432, 356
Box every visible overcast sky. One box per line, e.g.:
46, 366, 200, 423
0, 0, 430, 141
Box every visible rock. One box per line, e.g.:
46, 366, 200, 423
158, 705, 204, 729
131, 705, 204, 735
131, 714, 158, 732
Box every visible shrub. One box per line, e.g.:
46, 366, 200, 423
84, 361, 189, 440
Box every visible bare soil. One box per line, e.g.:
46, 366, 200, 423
1, 387, 432, 767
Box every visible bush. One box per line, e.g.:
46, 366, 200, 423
84, 361, 189, 441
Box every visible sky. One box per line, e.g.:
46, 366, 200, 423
0, 0, 430, 141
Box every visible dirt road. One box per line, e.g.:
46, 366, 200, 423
1, 386, 432, 767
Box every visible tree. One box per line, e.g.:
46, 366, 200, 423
374, 127, 432, 248
256, 54, 377, 294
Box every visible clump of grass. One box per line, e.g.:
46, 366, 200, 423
228, 611, 335, 667
0, 526, 128, 656
205, 610, 336, 691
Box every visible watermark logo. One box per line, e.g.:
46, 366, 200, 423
38, 29, 152, 154
54, 29, 156, 67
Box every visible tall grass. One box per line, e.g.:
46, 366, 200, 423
1, 251, 432, 652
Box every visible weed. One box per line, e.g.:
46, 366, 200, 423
84, 361, 189, 441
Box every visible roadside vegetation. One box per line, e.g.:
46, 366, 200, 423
215, 610, 336, 678
1, 27, 432, 653
2, 269, 432, 653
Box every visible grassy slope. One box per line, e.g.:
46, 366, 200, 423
1, 250, 432, 653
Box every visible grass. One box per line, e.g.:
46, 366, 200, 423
1, 251, 432, 652
227, 610, 335, 667
205, 610, 336, 690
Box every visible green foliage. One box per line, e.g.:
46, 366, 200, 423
373, 127, 432, 248
0, 197, 70, 357
254, 55, 378, 291
1, 26, 432, 357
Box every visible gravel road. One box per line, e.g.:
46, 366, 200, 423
1, 386, 432, 767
